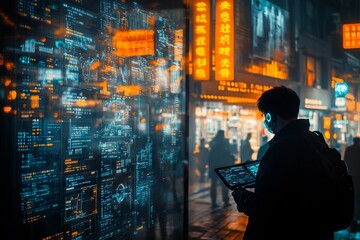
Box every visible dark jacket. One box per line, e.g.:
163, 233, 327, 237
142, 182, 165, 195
208, 138, 233, 178
233, 119, 334, 240
344, 140, 360, 220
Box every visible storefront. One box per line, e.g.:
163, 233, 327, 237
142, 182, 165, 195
194, 101, 263, 162
190, 72, 298, 163
298, 86, 330, 132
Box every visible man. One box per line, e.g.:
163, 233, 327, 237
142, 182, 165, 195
197, 138, 209, 183
344, 137, 360, 232
208, 130, 233, 208
240, 132, 254, 163
232, 86, 334, 239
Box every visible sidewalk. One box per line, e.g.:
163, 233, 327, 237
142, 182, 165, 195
188, 178, 248, 240
188, 175, 360, 240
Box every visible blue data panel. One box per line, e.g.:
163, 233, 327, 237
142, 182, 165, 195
0, 1, 186, 239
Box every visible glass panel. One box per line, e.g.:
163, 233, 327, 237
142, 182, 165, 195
0, 1, 186, 239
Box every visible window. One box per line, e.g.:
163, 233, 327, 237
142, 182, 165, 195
304, 0, 324, 38
305, 55, 323, 88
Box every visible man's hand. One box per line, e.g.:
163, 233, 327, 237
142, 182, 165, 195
232, 187, 253, 213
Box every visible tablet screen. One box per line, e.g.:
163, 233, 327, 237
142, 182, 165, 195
215, 160, 260, 190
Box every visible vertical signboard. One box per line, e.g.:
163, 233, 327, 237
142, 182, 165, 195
193, 0, 211, 80
215, 0, 234, 81
343, 23, 360, 49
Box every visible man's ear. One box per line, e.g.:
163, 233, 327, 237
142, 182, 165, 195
265, 113, 272, 123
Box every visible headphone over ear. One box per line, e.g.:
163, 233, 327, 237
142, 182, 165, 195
265, 112, 272, 123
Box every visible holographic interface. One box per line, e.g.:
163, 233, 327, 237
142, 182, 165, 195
0, 1, 186, 239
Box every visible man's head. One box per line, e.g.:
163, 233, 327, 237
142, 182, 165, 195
216, 130, 225, 139
354, 137, 360, 145
257, 86, 300, 134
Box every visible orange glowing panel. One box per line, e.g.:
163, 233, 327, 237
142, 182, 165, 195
113, 30, 155, 57
215, 0, 234, 81
343, 23, 360, 49
323, 117, 331, 129
116, 85, 141, 96
192, 0, 210, 81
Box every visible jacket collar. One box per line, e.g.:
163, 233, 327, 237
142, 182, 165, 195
268, 119, 310, 147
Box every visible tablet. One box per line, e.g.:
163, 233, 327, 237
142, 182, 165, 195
214, 160, 261, 190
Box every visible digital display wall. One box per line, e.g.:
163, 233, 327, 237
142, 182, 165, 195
251, 0, 290, 64
0, 0, 186, 239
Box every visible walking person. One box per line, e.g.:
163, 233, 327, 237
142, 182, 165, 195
256, 135, 269, 160
197, 138, 209, 183
344, 136, 360, 232
208, 130, 233, 208
240, 132, 254, 163
231, 86, 337, 239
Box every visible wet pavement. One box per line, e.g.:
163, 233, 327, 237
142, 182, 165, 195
188, 175, 360, 240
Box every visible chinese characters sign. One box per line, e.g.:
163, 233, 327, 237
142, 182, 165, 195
343, 23, 360, 49
192, 0, 210, 80
215, 0, 234, 81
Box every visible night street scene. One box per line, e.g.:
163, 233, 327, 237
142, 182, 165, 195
0, 0, 360, 239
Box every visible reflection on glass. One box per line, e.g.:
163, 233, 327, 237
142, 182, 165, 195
0, 1, 186, 239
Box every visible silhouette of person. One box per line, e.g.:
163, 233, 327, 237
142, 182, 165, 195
231, 86, 336, 239
256, 135, 270, 160
240, 132, 254, 162
196, 138, 209, 183
208, 130, 233, 208
229, 139, 238, 158
344, 136, 360, 232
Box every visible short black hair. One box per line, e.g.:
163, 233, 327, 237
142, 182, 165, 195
257, 86, 300, 120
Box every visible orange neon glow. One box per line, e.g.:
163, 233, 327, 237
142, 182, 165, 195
245, 61, 288, 80
331, 76, 344, 89
200, 94, 258, 104
100, 65, 116, 73
343, 23, 360, 49
7, 90, 17, 100
192, 0, 210, 80
30, 95, 39, 109
113, 29, 155, 57
3, 106, 11, 113
215, 0, 234, 81
91, 61, 101, 70
174, 29, 184, 62
116, 85, 141, 96
4, 79, 11, 86
323, 117, 331, 129
5, 61, 14, 71
324, 130, 331, 140
100, 81, 110, 95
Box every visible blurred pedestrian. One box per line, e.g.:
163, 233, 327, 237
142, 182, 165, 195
232, 86, 336, 239
240, 132, 254, 163
344, 136, 360, 232
197, 138, 209, 183
256, 135, 269, 160
208, 130, 233, 208
229, 139, 239, 161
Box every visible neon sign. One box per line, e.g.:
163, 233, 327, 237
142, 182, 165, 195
193, 0, 210, 80
215, 0, 234, 81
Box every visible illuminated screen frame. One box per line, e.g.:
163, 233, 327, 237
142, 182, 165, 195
251, 0, 290, 64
